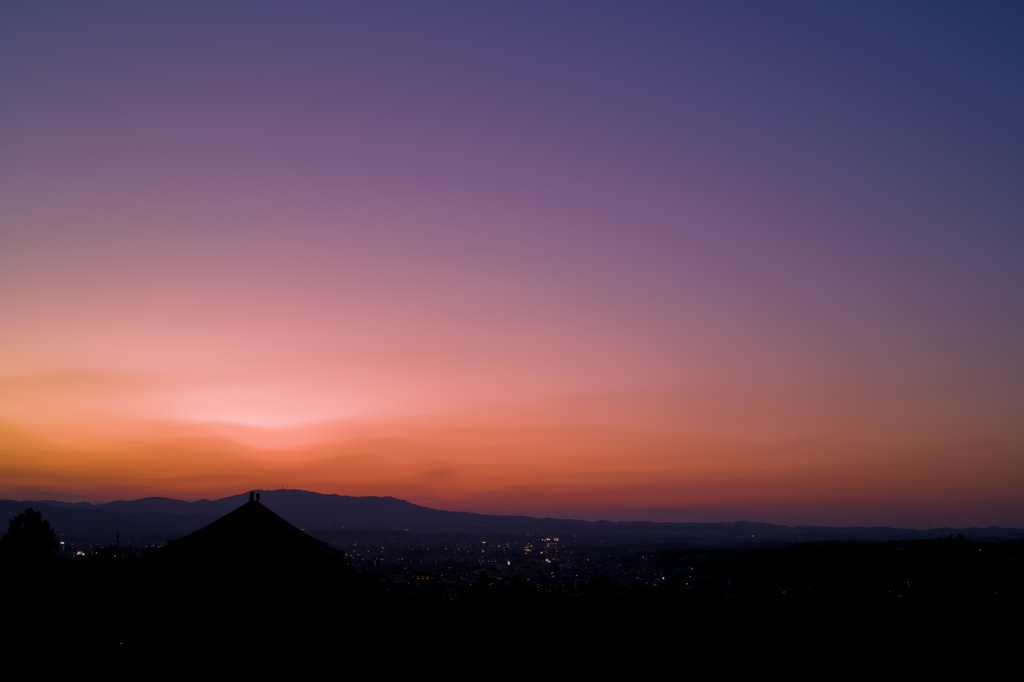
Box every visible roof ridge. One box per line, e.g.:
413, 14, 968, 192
164, 500, 343, 562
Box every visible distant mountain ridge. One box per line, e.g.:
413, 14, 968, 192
3, 489, 1024, 545
19, 490, 550, 528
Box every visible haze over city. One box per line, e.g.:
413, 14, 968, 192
2, 2, 1023, 528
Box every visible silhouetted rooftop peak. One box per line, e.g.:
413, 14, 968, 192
164, 493, 343, 565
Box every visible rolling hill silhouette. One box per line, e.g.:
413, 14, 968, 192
3, 488, 1023, 544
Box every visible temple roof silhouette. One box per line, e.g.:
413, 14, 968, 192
164, 491, 344, 564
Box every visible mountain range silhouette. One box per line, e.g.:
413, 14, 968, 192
3, 489, 1023, 544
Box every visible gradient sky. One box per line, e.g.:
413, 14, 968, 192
2, 2, 1023, 526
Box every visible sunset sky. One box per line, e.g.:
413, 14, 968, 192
2, 2, 1023, 526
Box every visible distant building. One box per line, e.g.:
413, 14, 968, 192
162, 491, 346, 567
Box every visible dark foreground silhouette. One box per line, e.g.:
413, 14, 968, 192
2, 497, 1021, 672
7, 488, 1023, 545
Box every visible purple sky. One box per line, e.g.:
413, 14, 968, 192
1, 2, 1023, 525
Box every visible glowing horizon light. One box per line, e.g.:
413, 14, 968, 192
1, 3, 1023, 527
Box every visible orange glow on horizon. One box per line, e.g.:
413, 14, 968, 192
2, 367, 1022, 527
3, 4, 1024, 529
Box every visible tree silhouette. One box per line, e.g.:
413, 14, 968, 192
0, 508, 59, 564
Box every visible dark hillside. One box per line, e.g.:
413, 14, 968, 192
4, 490, 1024, 546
